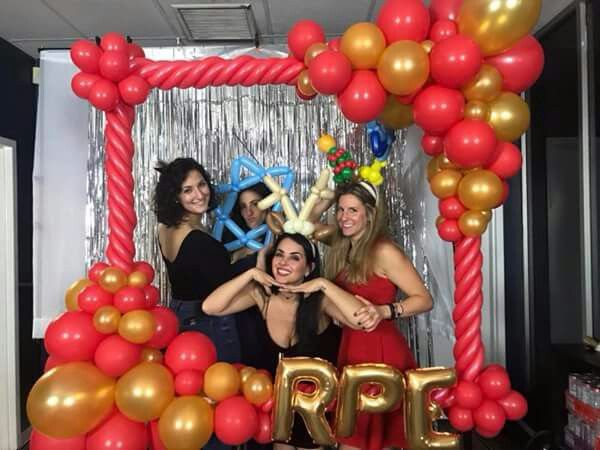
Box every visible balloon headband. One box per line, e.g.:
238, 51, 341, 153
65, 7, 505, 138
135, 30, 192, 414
358, 180, 379, 205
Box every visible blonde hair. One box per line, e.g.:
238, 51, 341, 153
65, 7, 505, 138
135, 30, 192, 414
325, 181, 388, 284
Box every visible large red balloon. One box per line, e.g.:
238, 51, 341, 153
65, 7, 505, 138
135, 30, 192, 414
454, 379, 483, 409
44, 354, 66, 372
448, 406, 474, 432
498, 390, 528, 420
44, 311, 103, 361
444, 119, 497, 168
437, 219, 463, 242
308, 50, 352, 95
376, 0, 430, 43
78, 284, 113, 314
143, 285, 160, 309
253, 412, 272, 444
30, 430, 85, 450
70, 40, 102, 74
86, 411, 148, 450
88, 80, 120, 112
430, 19, 458, 43
439, 197, 466, 220
100, 32, 128, 53
430, 0, 463, 22
127, 43, 146, 60
114, 286, 146, 313
478, 367, 511, 400
287, 20, 325, 61
473, 400, 506, 436
71, 72, 101, 99
174, 370, 204, 395
327, 38, 341, 52
337, 70, 388, 124
413, 85, 465, 136
164, 331, 217, 374
215, 396, 259, 445
133, 261, 155, 283
119, 76, 151, 106
486, 142, 522, 179
99, 50, 130, 82
422, 135, 444, 156
94, 334, 142, 377
147, 306, 179, 349
430, 35, 482, 88
486, 36, 545, 93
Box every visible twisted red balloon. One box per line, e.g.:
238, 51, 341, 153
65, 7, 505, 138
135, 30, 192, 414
104, 103, 137, 273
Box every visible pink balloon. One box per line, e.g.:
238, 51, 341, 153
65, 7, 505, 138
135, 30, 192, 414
78, 284, 114, 314
71, 72, 101, 99
429, 19, 458, 43
149, 420, 167, 450
439, 197, 466, 220
337, 70, 387, 124
215, 396, 259, 445
89, 80, 120, 112
143, 285, 160, 309
174, 369, 204, 395
430, 35, 482, 88
86, 412, 148, 450
444, 119, 497, 168
147, 306, 179, 349
473, 400, 506, 435
287, 20, 325, 60
253, 412, 272, 444
133, 261, 155, 283
308, 50, 352, 95
88, 261, 109, 282
454, 380, 483, 409
127, 43, 146, 60
30, 430, 85, 450
100, 32, 128, 53
486, 142, 522, 179
376, 0, 430, 43
437, 219, 463, 242
119, 75, 150, 106
44, 355, 66, 372
430, 0, 463, 22
114, 286, 146, 313
498, 390, 528, 420
486, 36, 544, 93
413, 85, 465, 136
327, 38, 341, 52
44, 311, 103, 361
478, 367, 511, 400
94, 335, 142, 377
164, 331, 217, 374
99, 50, 131, 82
422, 135, 444, 156
448, 406, 474, 432
70, 40, 102, 74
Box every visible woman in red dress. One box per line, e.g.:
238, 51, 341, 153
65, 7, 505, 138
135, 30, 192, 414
325, 180, 433, 450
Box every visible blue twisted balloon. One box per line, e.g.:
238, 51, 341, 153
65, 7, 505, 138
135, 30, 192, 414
367, 121, 396, 161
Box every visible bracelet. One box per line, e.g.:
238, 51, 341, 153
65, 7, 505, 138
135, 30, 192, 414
387, 304, 395, 320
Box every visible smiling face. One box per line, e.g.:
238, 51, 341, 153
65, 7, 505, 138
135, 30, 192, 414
239, 190, 267, 229
178, 170, 211, 216
271, 238, 311, 285
336, 193, 369, 240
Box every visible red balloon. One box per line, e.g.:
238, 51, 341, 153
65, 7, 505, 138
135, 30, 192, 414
327, 38, 341, 52
44, 311, 103, 361
70, 40, 102, 74
477, 426, 501, 438
99, 50, 131, 82
308, 50, 352, 95
253, 412, 272, 444
430, 0, 464, 22
337, 70, 387, 124
89, 80, 120, 112
256, 369, 273, 381
86, 411, 148, 450
500, 181, 510, 206
430, 19, 458, 43
100, 32, 128, 53
127, 43, 146, 60
44, 354, 66, 372
88, 261, 109, 282
114, 286, 146, 313
71, 72, 101, 99
448, 406, 474, 432
133, 261, 155, 283
486, 35, 544, 93
444, 119, 497, 168
149, 420, 167, 450
164, 331, 217, 374
437, 219, 463, 242
147, 306, 179, 349
295, 86, 316, 101
422, 135, 444, 156
30, 430, 85, 450
486, 142, 522, 179
287, 20, 325, 61
143, 285, 160, 309
454, 380, 483, 409
413, 85, 465, 136
215, 396, 259, 445
478, 367, 511, 400
396, 90, 420, 105
94, 334, 142, 377
473, 400, 506, 435
174, 370, 204, 395
498, 390, 528, 420
376, 0, 430, 43
430, 35, 482, 88
439, 197, 467, 220
119, 75, 150, 106
78, 284, 114, 314
260, 397, 274, 413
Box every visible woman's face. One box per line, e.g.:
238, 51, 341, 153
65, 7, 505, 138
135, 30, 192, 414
336, 193, 369, 240
239, 190, 266, 229
178, 170, 211, 216
271, 238, 310, 285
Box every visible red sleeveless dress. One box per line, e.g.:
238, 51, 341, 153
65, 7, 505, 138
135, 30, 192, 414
335, 273, 417, 450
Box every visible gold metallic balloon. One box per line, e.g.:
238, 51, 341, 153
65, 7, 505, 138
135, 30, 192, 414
335, 364, 404, 437
243, 372, 274, 405
27, 362, 115, 438
128, 270, 149, 288
93, 305, 122, 334
297, 69, 316, 97
405, 368, 460, 450
158, 396, 214, 450
141, 347, 163, 363
462, 64, 503, 102
427, 156, 442, 181
118, 310, 156, 344
340, 22, 386, 69
458, 210, 489, 236
99, 267, 128, 294
458, 0, 542, 56
240, 366, 257, 385
438, 155, 459, 171
272, 357, 338, 446
378, 95, 413, 130
65, 278, 93, 311
204, 362, 241, 402
377, 41, 430, 96
480, 209, 492, 223
458, 170, 504, 210
313, 223, 336, 246
421, 40, 434, 54
464, 100, 489, 121
304, 42, 328, 66
115, 362, 174, 422
488, 92, 531, 142
430, 170, 463, 199
266, 211, 286, 235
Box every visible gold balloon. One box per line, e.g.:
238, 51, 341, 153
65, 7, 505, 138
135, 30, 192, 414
462, 64, 503, 102
128, 270, 149, 288
99, 267, 128, 294
118, 310, 156, 344
464, 100, 489, 121
421, 40, 434, 54
340, 22, 386, 69
458, 0, 542, 56
377, 41, 430, 96
458, 210, 489, 237
116, 362, 174, 422
27, 362, 115, 438
93, 305, 121, 334
243, 372, 274, 405
405, 368, 460, 450
458, 170, 504, 210
240, 366, 257, 385
488, 92, 531, 142
317, 134, 336, 153
204, 362, 241, 402
141, 347, 163, 363
438, 155, 459, 171
426, 156, 442, 181
313, 223, 336, 246
65, 278, 93, 311
158, 396, 214, 450
304, 42, 328, 66
480, 209, 492, 223
297, 69, 316, 97
272, 357, 338, 446
430, 170, 463, 199
335, 364, 404, 437
378, 95, 413, 130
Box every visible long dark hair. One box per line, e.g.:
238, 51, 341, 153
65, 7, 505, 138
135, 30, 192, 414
265, 233, 323, 353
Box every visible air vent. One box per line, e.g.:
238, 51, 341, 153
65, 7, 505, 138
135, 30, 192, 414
172, 3, 258, 42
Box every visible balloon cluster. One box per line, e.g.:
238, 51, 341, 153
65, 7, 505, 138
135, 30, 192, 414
70, 32, 150, 111
317, 134, 358, 184
448, 365, 527, 437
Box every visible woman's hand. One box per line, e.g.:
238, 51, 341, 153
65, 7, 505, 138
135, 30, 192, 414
280, 278, 326, 294
251, 268, 280, 289
353, 295, 383, 332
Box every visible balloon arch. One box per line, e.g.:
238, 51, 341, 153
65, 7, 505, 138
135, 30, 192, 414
27, 0, 543, 449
